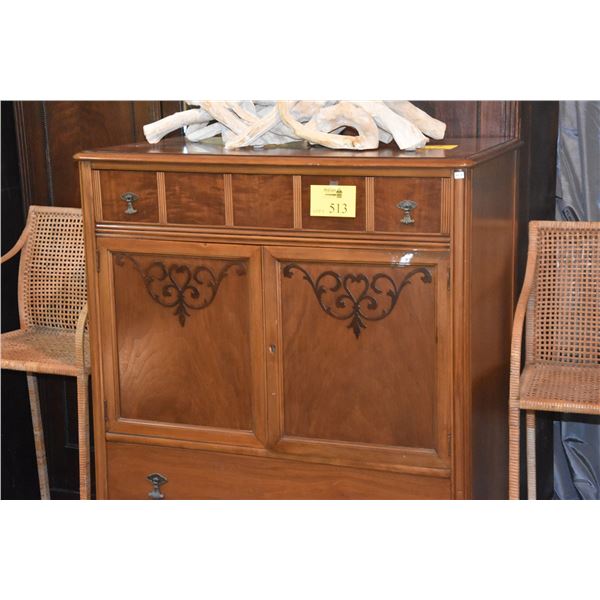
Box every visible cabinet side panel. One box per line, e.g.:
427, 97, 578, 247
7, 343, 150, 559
470, 151, 517, 499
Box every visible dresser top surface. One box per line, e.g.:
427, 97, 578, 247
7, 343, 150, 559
75, 136, 520, 169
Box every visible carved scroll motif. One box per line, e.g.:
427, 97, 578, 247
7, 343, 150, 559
115, 253, 246, 326
283, 263, 432, 338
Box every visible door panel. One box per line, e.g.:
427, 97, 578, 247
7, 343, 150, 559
96, 239, 266, 447
264, 246, 452, 471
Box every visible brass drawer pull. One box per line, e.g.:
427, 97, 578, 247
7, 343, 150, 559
396, 200, 417, 225
147, 472, 168, 499
121, 192, 138, 215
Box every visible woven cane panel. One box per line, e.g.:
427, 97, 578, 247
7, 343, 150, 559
530, 224, 600, 366
520, 364, 600, 411
21, 208, 87, 330
0, 327, 90, 376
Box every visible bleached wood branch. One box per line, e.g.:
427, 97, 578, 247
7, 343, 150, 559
384, 101, 446, 139
144, 101, 446, 151
143, 108, 212, 144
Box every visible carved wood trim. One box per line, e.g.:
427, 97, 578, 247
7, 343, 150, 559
114, 253, 247, 326
282, 263, 433, 338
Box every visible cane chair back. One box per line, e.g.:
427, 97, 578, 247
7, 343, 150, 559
18, 206, 87, 331
527, 221, 600, 367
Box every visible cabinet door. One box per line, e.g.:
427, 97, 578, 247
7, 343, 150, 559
264, 246, 452, 472
96, 238, 266, 447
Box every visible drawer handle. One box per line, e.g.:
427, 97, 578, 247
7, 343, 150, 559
147, 472, 168, 499
121, 192, 139, 215
396, 200, 417, 225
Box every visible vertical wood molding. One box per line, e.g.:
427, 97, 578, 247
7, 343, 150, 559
156, 172, 168, 224
365, 176, 375, 231
13, 101, 51, 211
224, 174, 234, 226
91, 170, 103, 223
441, 179, 452, 235
293, 175, 302, 229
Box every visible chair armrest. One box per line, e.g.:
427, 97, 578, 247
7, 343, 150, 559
509, 291, 528, 405
0, 222, 29, 265
75, 302, 89, 371
509, 222, 539, 406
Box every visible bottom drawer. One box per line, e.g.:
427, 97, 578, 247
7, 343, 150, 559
105, 442, 452, 499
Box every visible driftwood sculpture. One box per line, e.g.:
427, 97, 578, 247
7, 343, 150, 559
143, 101, 446, 151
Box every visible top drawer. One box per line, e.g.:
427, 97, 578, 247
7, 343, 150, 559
94, 169, 450, 236
373, 177, 446, 234
98, 170, 160, 223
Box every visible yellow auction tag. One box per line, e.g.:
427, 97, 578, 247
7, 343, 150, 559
419, 144, 458, 150
310, 185, 356, 218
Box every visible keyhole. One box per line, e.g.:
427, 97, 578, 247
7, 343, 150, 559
268, 344, 276, 353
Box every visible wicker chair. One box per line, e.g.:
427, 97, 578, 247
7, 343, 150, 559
509, 220, 600, 500
1, 206, 90, 500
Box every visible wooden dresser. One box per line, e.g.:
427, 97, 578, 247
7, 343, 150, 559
76, 136, 519, 499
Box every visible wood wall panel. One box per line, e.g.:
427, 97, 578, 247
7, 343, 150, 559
413, 101, 520, 138
15, 101, 182, 209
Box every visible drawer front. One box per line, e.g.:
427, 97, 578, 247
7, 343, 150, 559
374, 177, 445, 234
166, 172, 225, 226
301, 175, 366, 231
232, 174, 294, 228
99, 170, 159, 222
96, 170, 450, 236
106, 442, 452, 499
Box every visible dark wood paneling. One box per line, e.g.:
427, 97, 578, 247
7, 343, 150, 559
232, 174, 294, 228
1, 101, 38, 499
15, 101, 179, 210
479, 101, 520, 138
516, 101, 559, 500
99, 170, 159, 222
412, 101, 520, 138
107, 441, 453, 499
413, 101, 479, 137
14, 102, 50, 209
374, 177, 442, 233
166, 172, 225, 225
